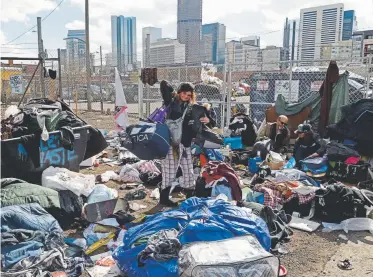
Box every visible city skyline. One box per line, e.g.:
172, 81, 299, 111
1, 0, 372, 65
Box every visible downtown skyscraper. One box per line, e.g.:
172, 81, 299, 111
177, 0, 203, 64
111, 16, 137, 72
202, 23, 226, 64
298, 3, 344, 62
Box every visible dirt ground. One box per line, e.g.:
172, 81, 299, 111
75, 163, 373, 277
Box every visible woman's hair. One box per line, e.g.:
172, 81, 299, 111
173, 82, 197, 104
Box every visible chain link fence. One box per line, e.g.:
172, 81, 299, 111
139, 57, 372, 128
2, 51, 371, 131
1, 52, 60, 107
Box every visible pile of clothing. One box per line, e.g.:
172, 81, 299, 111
1, 203, 85, 277
328, 99, 373, 156
200, 161, 242, 201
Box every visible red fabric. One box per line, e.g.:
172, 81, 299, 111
202, 161, 242, 201
345, 156, 360, 165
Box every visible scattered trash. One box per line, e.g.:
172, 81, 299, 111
150, 188, 160, 200
107, 229, 126, 251
51, 271, 68, 277
337, 259, 353, 270
338, 234, 348, 241
322, 218, 373, 234
80, 155, 97, 167
96, 218, 120, 227
277, 245, 289, 254
100, 171, 120, 183
289, 217, 320, 232
96, 256, 116, 266
124, 189, 147, 201
85, 232, 117, 255
279, 265, 288, 277
90, 251, 112, 263
129, 203, 147, 211
42, 166, 95, 196
85, 264, 124, 277
64, 238, 87, 250
87, 184, 118, 204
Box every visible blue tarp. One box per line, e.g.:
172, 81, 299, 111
113, 198, 271, 277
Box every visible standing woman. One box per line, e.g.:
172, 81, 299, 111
159, 81, 210, 207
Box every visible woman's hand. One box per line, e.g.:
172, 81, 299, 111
200, 117, 210, 124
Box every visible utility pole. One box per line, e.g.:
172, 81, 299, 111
37, 17, 46, 97
99, 45, 103, 113
85, 0, 92, 111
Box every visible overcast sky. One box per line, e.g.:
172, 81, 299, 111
1, 0, 373, 64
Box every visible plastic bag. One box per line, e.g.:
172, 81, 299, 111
322, 218, 373, 234
42, 166, 95, 196
87, 184, 118, 204
101, 171, 120, 183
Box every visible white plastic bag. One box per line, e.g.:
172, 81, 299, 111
322, 218, 373, 234
42, 166, 95, 196
87, 184, 118, 204
150, 188, 160, 200
101, 171, 120, 183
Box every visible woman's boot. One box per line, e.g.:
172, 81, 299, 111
159, 186, 178, 207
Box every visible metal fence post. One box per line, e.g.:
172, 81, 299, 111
138, 69, 143, 118
145, 84, 150, 116
366, 55, 372, 99
221, 63, 227, 128
288, 59, 293, 102
226, 63, 232, 128
57, 48, 62, 98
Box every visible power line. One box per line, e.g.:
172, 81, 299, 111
2, 0, 66, 46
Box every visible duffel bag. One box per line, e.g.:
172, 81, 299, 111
315, 184, 367, 223
121, 122, 170, 160
328, 160, 369, 183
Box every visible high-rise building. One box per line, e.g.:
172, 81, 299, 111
283, 18, 298, 61
241, 36, 260, 47
298, 4, 344, 63
352, 30, 373, 59
149, 38, 185, 66
331, 40, 353, 60
201, 23, 226, 64
66, 29, 86, 71
142, 27, 162, 67
177, 0, 202, 64
342, 10, 357, 41
111, 16, 137, 72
